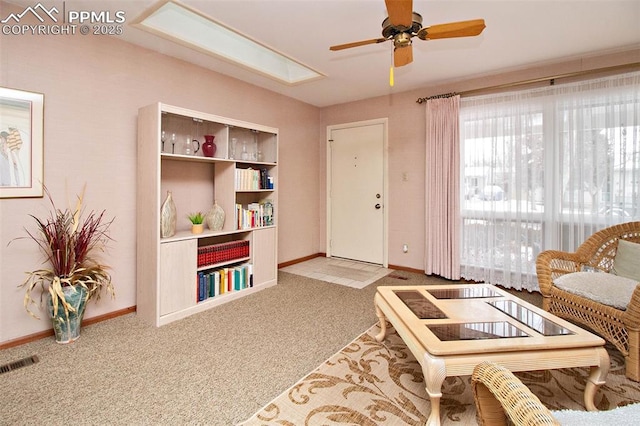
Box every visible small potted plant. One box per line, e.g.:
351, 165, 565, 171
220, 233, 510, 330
188, 212, 204, 234
15, 185, 115, 343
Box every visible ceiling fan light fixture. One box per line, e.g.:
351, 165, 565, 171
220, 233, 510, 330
381, 12, 423, 39
393, 32, 412, 48
132, 0, 324, 85
329, 1, 487, 72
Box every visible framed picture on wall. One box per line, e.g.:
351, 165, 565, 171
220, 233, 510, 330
0, 87, 44, 198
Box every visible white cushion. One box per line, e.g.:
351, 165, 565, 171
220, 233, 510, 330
580, 265, 604, 273
552, 402, 640, 425
612, 239, 640, 282
553, 271, 638, 310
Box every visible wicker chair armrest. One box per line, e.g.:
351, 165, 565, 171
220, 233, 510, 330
536, 250, 584, 297
623, 284, 640, 329
472, 362, 560, 426
574, 221, 640, 271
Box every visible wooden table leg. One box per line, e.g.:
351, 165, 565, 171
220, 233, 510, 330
584, 347, 610, 411
423, 353, 447, 426
374, 293, 388, 342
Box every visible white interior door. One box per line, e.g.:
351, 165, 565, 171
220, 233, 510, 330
328, 121, 386, 265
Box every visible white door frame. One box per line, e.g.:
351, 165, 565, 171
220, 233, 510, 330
326, 118, 389, 267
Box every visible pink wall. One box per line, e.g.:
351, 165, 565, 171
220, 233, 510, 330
319, 47, 640, 271
0, 2, 320, 343
1, 0, 637, 344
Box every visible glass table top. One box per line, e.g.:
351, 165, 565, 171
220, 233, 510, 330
394, 290, 447, 319
390, 287, 573, 341
427, 287, 501, 299
378, 286, 596, 348
489, 300, 574, 336
427, 321, 528, 341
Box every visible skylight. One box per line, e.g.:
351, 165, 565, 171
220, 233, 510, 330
133, 0, 324, 85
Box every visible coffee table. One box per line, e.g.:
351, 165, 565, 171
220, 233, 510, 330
374, 284, 609, 426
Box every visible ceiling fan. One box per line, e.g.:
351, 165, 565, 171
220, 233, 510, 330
330, 0, 486, 81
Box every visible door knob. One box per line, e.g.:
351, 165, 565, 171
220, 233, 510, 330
375, 204, 381, 209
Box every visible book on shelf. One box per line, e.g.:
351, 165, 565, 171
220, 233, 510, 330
235, 201, 274, 230
260, 169, 267, 189
197, 240, 250, 267
196, 263, 253, 303
197, 272, 207, 302
235, 167, 273, 191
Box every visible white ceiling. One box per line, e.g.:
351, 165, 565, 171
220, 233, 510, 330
8, 1, 640, 107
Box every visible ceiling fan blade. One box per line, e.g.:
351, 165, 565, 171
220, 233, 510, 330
330, 37, 388, 51
385, 0, 413, 28
417, 19, 486, 40
394, 45, 413, 67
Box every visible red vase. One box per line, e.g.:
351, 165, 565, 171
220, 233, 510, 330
202, 135, 216, 157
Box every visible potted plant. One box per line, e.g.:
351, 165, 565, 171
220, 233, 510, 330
15, 185, 115, 343
188, 212, 204, 234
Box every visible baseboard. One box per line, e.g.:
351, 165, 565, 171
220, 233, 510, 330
278, 253, 326, 269
82, 306, 137, 326
387, 264, 425, 274
386, 264, 499, 283
278, 256, 425, 275
0, 306, 136, 350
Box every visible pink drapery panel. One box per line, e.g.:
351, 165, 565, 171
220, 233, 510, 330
424, 96, 461, 279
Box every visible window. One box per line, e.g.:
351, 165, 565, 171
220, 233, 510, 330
459, 72, 640, 291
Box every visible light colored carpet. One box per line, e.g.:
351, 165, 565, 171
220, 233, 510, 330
241, 323, 640, 425
0, 270, 451, 425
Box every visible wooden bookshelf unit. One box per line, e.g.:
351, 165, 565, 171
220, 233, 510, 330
136, 103, 278, 326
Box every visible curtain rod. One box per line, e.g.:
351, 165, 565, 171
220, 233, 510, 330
416, 62, 640, 104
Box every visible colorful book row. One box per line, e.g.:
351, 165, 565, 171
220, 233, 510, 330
235, 202, 274, 229
197, 264, 253, 302
235, 168, 273, 191
197, 240, 250, 267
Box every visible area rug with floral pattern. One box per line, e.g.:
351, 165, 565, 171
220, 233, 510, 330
240, 323, 640, 425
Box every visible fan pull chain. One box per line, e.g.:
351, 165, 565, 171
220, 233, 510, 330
389, 46, 394, 87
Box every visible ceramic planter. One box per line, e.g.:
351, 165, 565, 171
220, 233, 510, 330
46, 284, 88, 344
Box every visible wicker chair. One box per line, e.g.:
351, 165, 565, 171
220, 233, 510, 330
472, 361, 640, 425
536, 221, 640, 381
472, 361, 560, 425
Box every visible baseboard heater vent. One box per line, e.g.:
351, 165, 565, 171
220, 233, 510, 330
388, 274, 409, 280
0, 355, 39, 374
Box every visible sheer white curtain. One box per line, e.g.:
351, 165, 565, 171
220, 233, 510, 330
459, 72, 640, 291
425, 95, 461, 279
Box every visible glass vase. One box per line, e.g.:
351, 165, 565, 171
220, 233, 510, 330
160, 190, 177, 237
